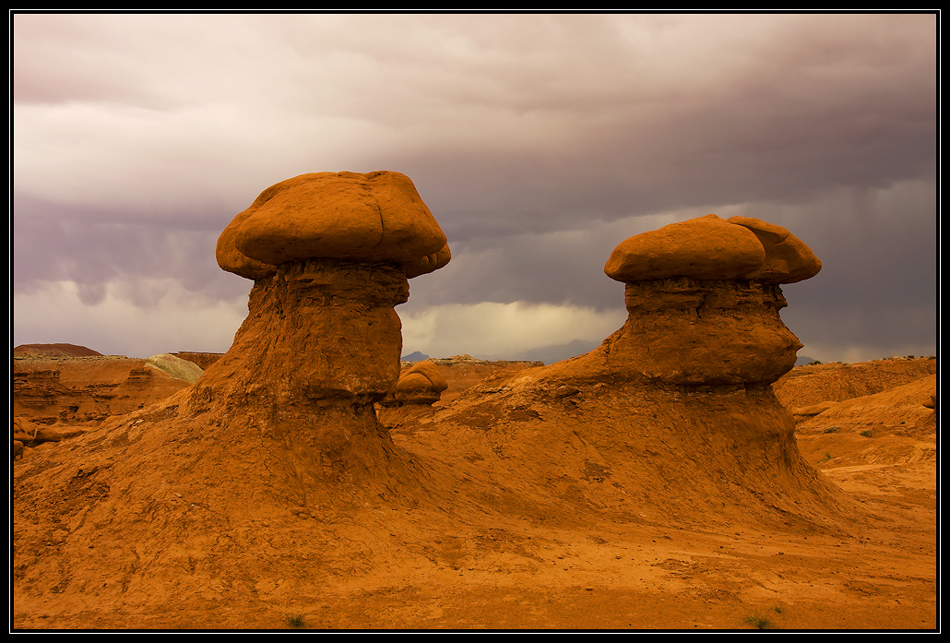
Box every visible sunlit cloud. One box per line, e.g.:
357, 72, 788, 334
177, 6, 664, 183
400, 301, 627, 360
13, 279, 248, 358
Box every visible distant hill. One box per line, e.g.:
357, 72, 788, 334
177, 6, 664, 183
484, 338, 598, 365
401, 351, 430, 362
13, 343, 103, 358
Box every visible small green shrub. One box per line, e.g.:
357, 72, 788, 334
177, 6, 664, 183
860, 430, 873, 438
823, 426, 840, 434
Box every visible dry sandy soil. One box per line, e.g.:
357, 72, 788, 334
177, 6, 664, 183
11, 350, 939, 632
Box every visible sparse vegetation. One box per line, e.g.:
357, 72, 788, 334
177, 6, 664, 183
744, 614, 775, 629
823, 426, 840, 434
860, 430, 873, 438
822, 452, 832, 461
284, 613, 307, 629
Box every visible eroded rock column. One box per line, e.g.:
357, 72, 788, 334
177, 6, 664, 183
182, 171, 451, 506
599, 214, 821, 388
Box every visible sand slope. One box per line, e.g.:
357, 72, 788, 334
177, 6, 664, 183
11, 356, 939, 631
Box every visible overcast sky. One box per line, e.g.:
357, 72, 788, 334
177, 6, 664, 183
11, 11, 939, 364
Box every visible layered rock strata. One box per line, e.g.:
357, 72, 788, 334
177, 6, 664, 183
181, 171, 451, 504
570, 213, 822, 388
395, 214, 858, 531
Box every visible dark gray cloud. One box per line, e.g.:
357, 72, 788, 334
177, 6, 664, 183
769, 181, 938, 359
12, 12, 938, 362
13, 192, 244, 306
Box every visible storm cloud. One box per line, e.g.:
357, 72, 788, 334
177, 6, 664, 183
12, 12, 938, 363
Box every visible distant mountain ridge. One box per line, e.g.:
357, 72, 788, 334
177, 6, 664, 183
14, 343, 103, 357
482, 339, 598, 365
402, 339, 597, 366
10, 344, 832, 371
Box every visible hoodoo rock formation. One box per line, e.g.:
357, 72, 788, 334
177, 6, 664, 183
181, 170, 452, 506
377, 360, 451, 429
595, 213, 822, 387
209, 170, 449, 402
396, 214, 858, 531
13, 172, 459, 624
14, 205, 879, 629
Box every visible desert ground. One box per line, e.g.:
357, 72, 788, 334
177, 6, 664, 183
11, 345, 938, 632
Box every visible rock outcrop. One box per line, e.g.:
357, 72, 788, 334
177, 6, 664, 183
179, 170, 452, 506
146, 353, 204, 384
12, 415, 85, 463
12, 355, 197, 427
394, 214, 858, 531
13, 171, 458, 624
592, 213, 821, 387
13, 207, 868, 629
13, 343, 104, 358
773, 357, 938, 410
381, 360, 449, 407
207, 171, 449, 402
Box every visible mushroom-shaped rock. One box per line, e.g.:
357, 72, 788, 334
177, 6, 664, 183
596, 214, 820, 387
202, 170, 451, 404
382, 361, 449, 406
604, 214, 766, 282
216, 171, 449, 280
183, 171, 451, 499
604, 213, 820, 284
726, 216, 821, 284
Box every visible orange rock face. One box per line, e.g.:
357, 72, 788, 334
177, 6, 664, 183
381, 360, 450, 406
179, 171, 451, 501
216, 171, 450, 280
397, 213, 848, 536
12, 355, 194, 425
596, 214, 819, 387
602, 278, 802, 386
200, 170, 451, 407
192, 259, 410, 407
604, 213, 820, 285
604, 214, 765, 282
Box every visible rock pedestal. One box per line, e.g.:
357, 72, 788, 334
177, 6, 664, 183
193, 259, 410, 409
596, 214, 821, 388
600, 277, 802, 386
181, 171, 451, 504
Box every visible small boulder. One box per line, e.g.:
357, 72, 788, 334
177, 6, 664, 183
383, 361, 449, 406
146, 353, 204, 384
